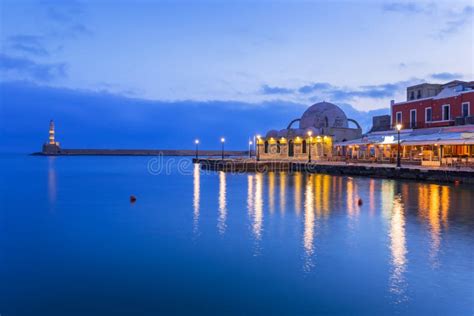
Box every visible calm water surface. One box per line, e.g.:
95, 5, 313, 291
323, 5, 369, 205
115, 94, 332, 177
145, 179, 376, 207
1, 155, 473, 315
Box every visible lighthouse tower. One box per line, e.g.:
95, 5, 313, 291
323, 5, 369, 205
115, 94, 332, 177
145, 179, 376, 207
42, 120, 61, 154
49, 120, 56, 144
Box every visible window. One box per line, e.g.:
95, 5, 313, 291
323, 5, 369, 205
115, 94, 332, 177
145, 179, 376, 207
276, 141, 281, 153
462, 102, 470, 117
410, 109, 417, 128
442, 104, 450, 121
425, 107, 432, 122
264, 141, 269, 153
302, 140, 307, 153
410, 91, 415, 100
396, 111, 402, 125
417, 90, 422, 99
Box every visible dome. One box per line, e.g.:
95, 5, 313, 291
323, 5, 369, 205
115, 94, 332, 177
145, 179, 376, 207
299, 101, 348, 129
293, 129, 307, 137
277, 129, 289, 138
265, 130, 279, 138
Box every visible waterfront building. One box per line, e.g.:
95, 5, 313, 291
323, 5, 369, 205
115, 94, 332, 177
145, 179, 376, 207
391, 80, 474, 129
335, 80, 474, 167
42, 120, 61, 154
258, 102, 362, 160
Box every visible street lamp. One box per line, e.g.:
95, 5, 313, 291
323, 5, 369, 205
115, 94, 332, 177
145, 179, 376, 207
256, 135, 261, 161
307, 131, 312, 163
195, 139, 199, 160
221, 137, 225, 160
396, 124, 402, 168
248, 140, 253, 158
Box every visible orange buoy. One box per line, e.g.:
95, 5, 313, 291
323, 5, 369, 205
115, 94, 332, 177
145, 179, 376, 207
130, 195, 137, 203
357, 198, 363, 206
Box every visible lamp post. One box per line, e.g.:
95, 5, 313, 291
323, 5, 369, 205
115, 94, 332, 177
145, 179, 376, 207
248, 140, 253, 158
307, 131, 312, 163
221, 137, 225, 160
195, 139, 199, 159
256, 135, 261, 161
396, 124, 402, 168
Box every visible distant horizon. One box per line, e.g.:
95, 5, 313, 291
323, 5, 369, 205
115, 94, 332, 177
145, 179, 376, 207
0, 80, 390, 153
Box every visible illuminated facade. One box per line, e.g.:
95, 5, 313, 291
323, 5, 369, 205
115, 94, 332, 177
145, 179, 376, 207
257, 102, 362, 160
334, 80, 474, 167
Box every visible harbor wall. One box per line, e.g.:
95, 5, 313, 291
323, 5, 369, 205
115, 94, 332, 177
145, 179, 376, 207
194, 159, 474, 184
33, 149, 249, 156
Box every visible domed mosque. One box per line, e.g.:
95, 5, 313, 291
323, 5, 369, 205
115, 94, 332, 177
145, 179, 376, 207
258, 101, 362, 160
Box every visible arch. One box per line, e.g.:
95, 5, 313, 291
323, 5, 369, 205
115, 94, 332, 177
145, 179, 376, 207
288, 140, 294, 157
276, 141, 281, 153
264, 141, 269, 153
286, 118, 301, 130
302, 140, 307, 153
347, 118, 362, 129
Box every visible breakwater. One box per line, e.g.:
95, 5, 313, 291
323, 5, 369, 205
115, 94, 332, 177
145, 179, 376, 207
194, 158, 474, 184
33, 149, 248, 157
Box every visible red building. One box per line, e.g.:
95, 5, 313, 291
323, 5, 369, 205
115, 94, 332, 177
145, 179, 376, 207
391, 80, 474, 129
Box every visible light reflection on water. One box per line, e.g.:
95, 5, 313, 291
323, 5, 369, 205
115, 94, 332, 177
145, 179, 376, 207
388, 193, 408, 302
217, 171, 227, 235
303, 175, 315, 271
4, 156, 473, 315
47, 157, 57, 205
203, 170, 473, 308
193, 163, 200, 235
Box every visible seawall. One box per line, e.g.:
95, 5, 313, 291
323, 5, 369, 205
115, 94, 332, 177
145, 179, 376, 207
194, 158, 474, 184
32, 149, 248, 156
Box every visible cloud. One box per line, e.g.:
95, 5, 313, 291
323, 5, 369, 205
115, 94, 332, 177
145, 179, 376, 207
7, 35, 49, 57
258, 79, 427, 106
382, 2, 431, 14
42, 0, 93, 38
329, 83, 402, 100
383, 2, 471, 37
0, 54, 67, 81
298, 82, 332, 94
438, 5, 473, 37
43, 0, 84, 23
261, 84, 294, 95
430, 72, 463, 80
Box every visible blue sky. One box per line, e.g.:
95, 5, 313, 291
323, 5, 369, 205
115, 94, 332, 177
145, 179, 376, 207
0, 0, 473, 151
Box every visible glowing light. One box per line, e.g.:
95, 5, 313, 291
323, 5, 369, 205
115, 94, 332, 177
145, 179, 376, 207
396, 124, 402, 131
249, 141, 253, 145
195, 139, 199, 144
307, 130, 313, 137
221, 137, 225, 143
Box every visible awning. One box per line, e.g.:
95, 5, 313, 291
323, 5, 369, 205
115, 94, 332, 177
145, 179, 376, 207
402, 140, 437, 146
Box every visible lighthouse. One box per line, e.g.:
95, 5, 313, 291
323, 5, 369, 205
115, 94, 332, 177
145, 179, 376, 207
42, 120, 61, 154
49, 120, 56, 144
